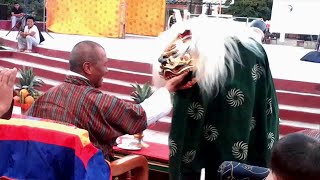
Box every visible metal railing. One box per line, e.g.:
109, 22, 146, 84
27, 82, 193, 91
166, 0, 233, 14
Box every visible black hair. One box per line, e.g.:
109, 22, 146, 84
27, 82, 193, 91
26, 16, 35, 22
250, 19, 267, 33
270, 133, 320, 180
69, 40, 104, 72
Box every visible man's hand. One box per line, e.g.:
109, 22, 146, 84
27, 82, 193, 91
0, 68, 17, 117
179, 77, 197, 90
165, 72, 197, 92
16, 13, 24, 18
20, 32, 26, 38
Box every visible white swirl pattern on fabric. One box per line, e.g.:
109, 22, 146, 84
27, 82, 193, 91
266, 98, 273, 115
204, 125, 219, 142
226, 89, 245, 107
232, 141, 249, 160
182, 150, 196, 164
169, 138, 177, 157
251, 64, 263, 81
187, 102, 205, 120
267, 132, 275, 150
250, 117, 256, 131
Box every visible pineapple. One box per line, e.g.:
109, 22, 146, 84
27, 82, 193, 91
130, 83, 153, 103
17, 66, 44, 98
12, 66, 44, 112
130, 83, 154, 148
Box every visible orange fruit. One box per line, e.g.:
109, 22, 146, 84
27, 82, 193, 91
20, 89, 29, 98
24, 96, 34, 104
13, 96, 20, 103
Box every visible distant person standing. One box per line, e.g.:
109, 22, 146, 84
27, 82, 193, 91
249, 19, 267, 43
168, 12, 177, 28
11, 2, 25, 29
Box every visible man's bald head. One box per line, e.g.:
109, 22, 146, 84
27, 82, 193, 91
69, 41, 105, 73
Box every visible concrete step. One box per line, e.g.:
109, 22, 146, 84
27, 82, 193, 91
277, 91, 320, 109
1, 48, 319, 137
3, 56, 320, 117
0, 57, 143, 95
3, 50, 320, 96
2, 56, 319, 126
0, 43, 153, 74
19, 77, 320, 133
0, 51, 153, 83
7, 67, 315, 136
280, 109, 320, 125
274, 79, 320, 95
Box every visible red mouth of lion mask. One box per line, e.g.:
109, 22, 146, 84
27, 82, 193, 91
158, 30, 194, 80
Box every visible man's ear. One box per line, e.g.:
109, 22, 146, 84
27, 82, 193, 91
82, 62, 92, 75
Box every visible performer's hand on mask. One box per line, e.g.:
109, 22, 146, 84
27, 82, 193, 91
165, 72, 197, 92
179, 77, 197, 90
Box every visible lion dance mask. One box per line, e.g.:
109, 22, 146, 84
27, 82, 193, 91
154, 17, 267, 96
157, 30, 195, 81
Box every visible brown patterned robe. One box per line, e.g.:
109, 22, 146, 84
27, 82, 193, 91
27, 75, 147, 160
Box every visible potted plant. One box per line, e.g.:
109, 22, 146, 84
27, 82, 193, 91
13, 66, 44, 113
130, 83, 154, 148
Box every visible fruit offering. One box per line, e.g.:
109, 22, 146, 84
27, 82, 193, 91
13, 87, 35, 105
12, 66, 44, 112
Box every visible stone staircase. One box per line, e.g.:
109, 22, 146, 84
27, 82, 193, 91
0, 43, 319, 143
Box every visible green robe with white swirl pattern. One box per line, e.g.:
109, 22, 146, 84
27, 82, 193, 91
169, 39, 279, 180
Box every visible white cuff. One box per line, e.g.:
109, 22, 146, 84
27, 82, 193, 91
140, 87, 172, 126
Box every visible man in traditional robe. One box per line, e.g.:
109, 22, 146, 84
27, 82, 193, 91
28, 40, 192, 160
153, 17, 279, 179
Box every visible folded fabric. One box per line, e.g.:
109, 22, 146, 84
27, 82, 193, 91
0, 119, 111, 180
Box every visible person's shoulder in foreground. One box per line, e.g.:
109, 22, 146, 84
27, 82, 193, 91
266, 133, 320, 180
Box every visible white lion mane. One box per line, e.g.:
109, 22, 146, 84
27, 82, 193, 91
152, 17, 264, 97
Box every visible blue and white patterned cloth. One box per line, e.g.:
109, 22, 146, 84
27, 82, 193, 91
218, 161, 270, 180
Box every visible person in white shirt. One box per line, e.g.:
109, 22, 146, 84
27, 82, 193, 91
17, 16, 40, 53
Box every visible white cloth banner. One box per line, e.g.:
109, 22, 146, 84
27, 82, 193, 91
270, 0, 320, 35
